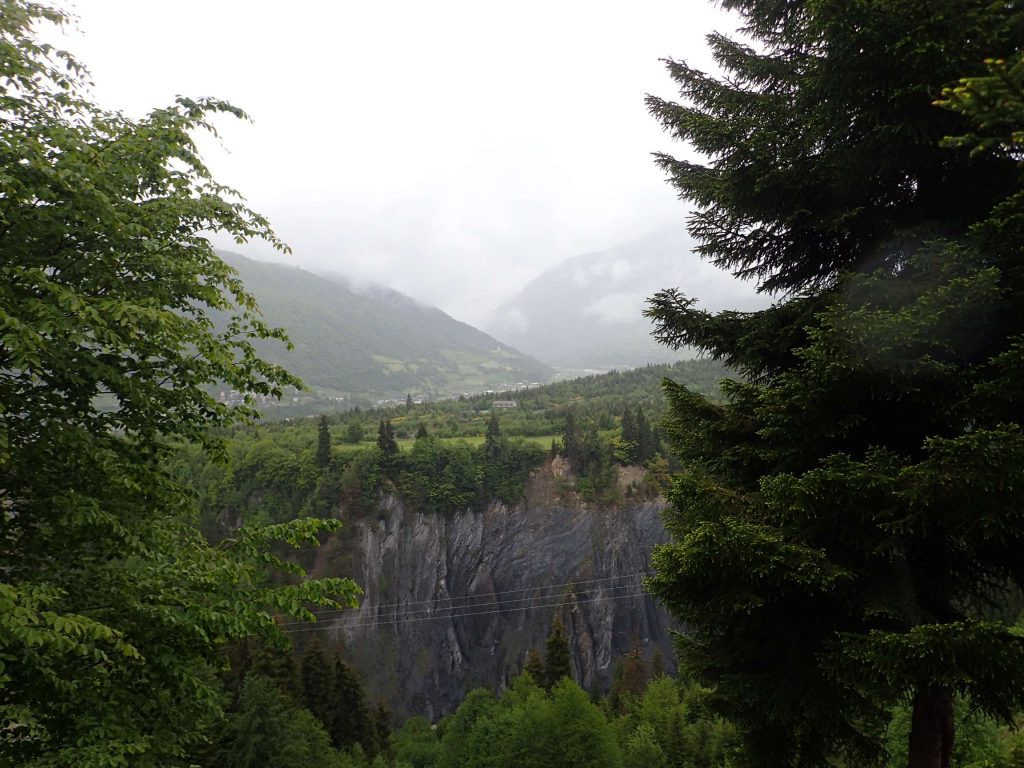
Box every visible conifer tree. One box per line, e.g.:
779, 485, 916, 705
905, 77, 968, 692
620, 644, 649, 700
372, 702, 392, 758
606, 661, 627, 716
524, 648, 545, 683
330, 655, 374, 753
484, 411, 503, 460
635, 407, 653, 462
299, 638, 332, 730
650, 649, 665, 680
650, 426, 663, 459
217, 675, 339, 768
415, 423, 429, 440
315, 414, 332, 469
620, 408, 639, 462
563, 409, 581, 466
608, 645, 649, 714
646, 1, 1017, 299
645, 2, 1024, 766
544, 617, 573, 689
228, 637, 301, 701
377, 418, 398, 457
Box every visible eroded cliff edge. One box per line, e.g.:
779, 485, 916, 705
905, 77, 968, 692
308, 460, 674, 720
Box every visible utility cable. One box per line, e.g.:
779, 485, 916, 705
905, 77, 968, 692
279, 589, 654, 635
282, 579, 648, 628
278, 570, 655, 627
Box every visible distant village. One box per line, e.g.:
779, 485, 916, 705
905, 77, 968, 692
216, 389, 342, 408
216, 380, 542, 414
374, 381, 541, 408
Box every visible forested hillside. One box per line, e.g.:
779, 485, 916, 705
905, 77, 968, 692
173, 359, 728, 535
219, 253, 552, 397
164, 361, 726, 734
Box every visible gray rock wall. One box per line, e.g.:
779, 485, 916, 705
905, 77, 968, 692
305, 465, 676, 720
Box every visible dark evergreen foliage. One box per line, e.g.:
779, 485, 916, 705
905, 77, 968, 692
563, 409, 581, 466
377, 419, 398, 457
226, 637, 301, 702
544, 617, 573, 689
484, 411, 502, 460
650, 649, 665, 680
645, 2, 1024, 766
524, 648, 546, 683
620, 408, 638, 456
316, 414, 332, 468
611, 645, 649, 710
330, 656, 374, 753
645, 0, 1019, 297
299, 639, 333, 730
633, 408, 648, 460
217, 676, 341, 768
372, 702, 393, 759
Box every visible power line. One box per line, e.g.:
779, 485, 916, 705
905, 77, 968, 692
313, 571, 653, 617
280, 589, 655, 635
282, 580, 648, 629
279, 571, 655, 627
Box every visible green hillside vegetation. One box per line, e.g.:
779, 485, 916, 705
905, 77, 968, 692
217, 253, 553, 398
330, 358, 726, 440
197, 625, 742, 768
0, 7, 356, 765
197, 629, 1024, 768
170, 360, 728, 535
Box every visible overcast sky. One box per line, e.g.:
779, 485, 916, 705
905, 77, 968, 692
61, 1, 739, 326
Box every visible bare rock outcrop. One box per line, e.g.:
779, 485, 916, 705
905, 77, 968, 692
309, 463, 674, 720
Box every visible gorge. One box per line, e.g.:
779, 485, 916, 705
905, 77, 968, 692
301, 459, 674, 719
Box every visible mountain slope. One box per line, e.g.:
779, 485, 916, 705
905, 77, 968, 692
483, 227, 766, 369
221, 253, 552, 395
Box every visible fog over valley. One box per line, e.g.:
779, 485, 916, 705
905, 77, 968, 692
61, 0, 751, 328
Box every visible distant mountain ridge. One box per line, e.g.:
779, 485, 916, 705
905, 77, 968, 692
220, 253, 552, 396
483, 227, 766, 369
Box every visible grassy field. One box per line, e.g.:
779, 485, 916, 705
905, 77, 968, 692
332, 434, 559, 456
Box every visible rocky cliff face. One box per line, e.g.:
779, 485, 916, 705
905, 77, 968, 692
307, 461, 675, 720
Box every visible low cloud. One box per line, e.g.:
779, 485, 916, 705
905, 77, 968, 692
583, 291, 648, 325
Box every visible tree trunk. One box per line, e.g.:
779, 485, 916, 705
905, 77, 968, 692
907, 686, 954, 768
